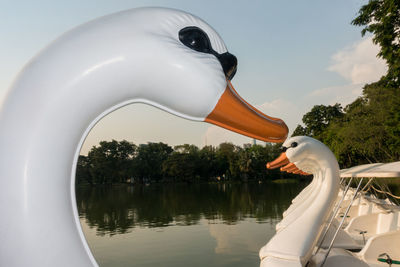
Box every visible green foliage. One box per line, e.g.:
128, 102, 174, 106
292, 125, 307, 137
291, 103, 344, 142
76, 140, 293, 185
162, 145, 201, 182
216, 143, 241, 180
333, 84, 400, 166
85, 140, 137, 184
300, 104, 344, 137
133, 142, 173, 182
76, 155, 92, 185
352, 0, 400, 86
293, 84, 400, 168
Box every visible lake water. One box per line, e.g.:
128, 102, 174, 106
76, 182, 307, 267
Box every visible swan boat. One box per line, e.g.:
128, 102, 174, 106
262, 136, 400, 267
0, 7, 289, 267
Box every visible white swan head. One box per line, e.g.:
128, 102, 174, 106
267, 136, 338, 175
128, 7, 288, 142
18, 7, 287, 142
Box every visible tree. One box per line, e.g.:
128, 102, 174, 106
198, 145, 218, 179
352, 0, 400, 86
174, 144, 199, 154
133, 142, 173, 182
86, 140, 137, 184
161, 144, 202, 182
292, 125, 307, 137
237, 144, 277, 181
78, 139, 301, 185
291, 104, 344, 141
326, 83, 400, 167
76, 155, 92, 185
294, 81, 400, 168
162, 152, 199, 182
215, 143, 241, 180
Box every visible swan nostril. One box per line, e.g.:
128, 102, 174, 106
216, 52, 237, 80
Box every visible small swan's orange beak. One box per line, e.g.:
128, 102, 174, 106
267, 152, 312, 176
205, 81, 288, 143
287, 165, 299, 172
281, 163, 295, 172
285, 166, 297, 173
266, 152, 290, 169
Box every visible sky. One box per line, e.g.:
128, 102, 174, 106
0, 0, 387, 154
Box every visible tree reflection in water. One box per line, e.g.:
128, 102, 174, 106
76, 182, 307, 236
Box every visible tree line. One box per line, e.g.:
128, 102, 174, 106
76, 140, 301, 185
293, 0, 400, 168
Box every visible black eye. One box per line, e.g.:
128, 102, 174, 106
291, 142, 298, 148
179, 27, 211, 53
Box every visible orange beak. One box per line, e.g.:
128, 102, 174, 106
267, 152, 311, 176
281, 163, 295, 172
286, 165, 299, 172
266, 152, 290, 169
205, 81, 288, 143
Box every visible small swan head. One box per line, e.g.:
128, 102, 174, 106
282, 136, 332, 163
267, 136, 337, 175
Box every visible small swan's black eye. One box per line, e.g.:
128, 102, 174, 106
291, 142, 298, 148
179, 27, 211, 53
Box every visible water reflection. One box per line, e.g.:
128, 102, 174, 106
76, 182, 306, 236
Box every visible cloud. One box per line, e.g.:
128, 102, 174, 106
328, 37, 387, 84
310, 37, 389, 108
308, 84, 363, 106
